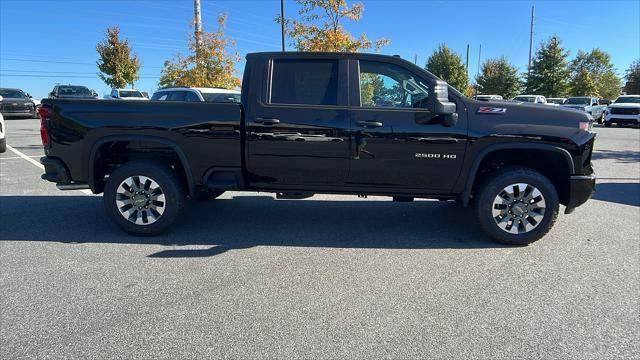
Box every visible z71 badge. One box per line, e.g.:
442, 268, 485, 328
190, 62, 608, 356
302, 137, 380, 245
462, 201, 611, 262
477, 107, 507, 114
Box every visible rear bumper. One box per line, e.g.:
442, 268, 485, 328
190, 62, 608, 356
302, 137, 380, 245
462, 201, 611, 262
40, 156, 71, 183
565, 174, 596, 214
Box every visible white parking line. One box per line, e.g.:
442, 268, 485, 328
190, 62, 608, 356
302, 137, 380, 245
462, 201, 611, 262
6, 145, 93, 195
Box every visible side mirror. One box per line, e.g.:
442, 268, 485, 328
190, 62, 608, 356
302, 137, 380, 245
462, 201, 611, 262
92, 90, 98, 97
427, 80, 457, 126
48, 92, 54, 98
27, 93, 32, 98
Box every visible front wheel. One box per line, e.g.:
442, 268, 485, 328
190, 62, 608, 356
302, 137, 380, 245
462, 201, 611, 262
104, 160, 185, 236
475, 167, 559, 245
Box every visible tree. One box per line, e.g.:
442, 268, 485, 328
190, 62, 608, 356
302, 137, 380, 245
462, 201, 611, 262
525, 36, 570, 97
159, 14, 241, 89
623, 59, 640, 95
425, 44, 468, 93
570, 68, 599, 97
96, 26, 140, 88
277, 0, 389, 52
569, 49, 621, 99
476, 56, 521, 99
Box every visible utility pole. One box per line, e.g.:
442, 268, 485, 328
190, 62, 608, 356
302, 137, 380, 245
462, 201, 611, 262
465, 44, 470, 76
194, 0, 203, 54
528, 5, 535, 76
280, 0, 286, 52
414, 54, 418, 65
476, 44, 481, 96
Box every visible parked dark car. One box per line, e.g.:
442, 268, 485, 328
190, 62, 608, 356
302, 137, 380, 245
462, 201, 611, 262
39, 52, 596, 245
0, 88, 38, 118
48, 85, 98, 99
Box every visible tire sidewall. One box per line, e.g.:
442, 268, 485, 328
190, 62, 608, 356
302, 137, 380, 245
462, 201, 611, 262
476, 168, 559, 245
104, 161, 184, 236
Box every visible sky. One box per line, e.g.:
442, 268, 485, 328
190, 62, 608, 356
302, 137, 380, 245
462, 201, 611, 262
1, 0, 639, 99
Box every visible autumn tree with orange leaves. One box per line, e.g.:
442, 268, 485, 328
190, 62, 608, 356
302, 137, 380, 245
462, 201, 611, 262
159, 14, 241, 89
277, 0, 389, 52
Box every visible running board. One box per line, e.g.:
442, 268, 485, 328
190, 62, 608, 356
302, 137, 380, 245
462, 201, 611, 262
56, 183, 91, 190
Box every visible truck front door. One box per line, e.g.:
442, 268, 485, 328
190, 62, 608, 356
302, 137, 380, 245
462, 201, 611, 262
245, 56, 350, 188
346, 58, 468, 191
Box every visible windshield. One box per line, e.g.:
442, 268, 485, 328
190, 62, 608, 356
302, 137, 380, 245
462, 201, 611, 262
201, 93, 241, 103
119, 90, 144, 98
59, 86, 93, 96
547, 98, 565, 104
565, 97, 590, 105
614, 96, 640, 104
0, 89, 27, 98
513, 96, 536, 103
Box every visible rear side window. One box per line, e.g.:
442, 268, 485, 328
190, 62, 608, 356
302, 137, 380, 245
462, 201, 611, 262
270, 59, 338, 106
151, 92, 167, 101
185, 91, 201, 102
167, 91, 186, 101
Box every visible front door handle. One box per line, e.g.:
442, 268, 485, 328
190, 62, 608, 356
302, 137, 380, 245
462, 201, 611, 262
357, 120, 383, 128
255, 117, 280, 125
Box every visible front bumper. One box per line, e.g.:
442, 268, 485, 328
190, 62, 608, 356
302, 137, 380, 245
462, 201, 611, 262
605, 114, 640, 125
564, 174, 596, 214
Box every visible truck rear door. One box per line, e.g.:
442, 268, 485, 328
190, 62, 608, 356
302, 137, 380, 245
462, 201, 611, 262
245, 55, 350, 188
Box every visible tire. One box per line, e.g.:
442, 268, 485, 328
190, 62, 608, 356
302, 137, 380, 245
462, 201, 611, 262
0, 138, 6, 153
103, 160, 186, 236
598, 112, 604, 124
194, 190, 225, 201
475, 166, 559, 245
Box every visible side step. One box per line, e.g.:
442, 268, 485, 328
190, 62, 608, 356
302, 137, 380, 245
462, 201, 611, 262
276, 192, 314, 200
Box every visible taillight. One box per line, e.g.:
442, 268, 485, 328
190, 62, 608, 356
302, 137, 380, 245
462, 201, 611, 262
38, 106, 51, 147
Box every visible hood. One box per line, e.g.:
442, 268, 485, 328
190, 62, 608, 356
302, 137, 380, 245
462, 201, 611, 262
0, 97, 31, 103
55, 94, 97, 99
608, 103, 640, 108
468, 99, 593, 142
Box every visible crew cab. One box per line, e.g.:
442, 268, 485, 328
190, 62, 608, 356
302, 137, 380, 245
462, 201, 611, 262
38, 52, 596, 245
562, 96, 606, 124
48, 85, 98, 99
604, 95, 640, 127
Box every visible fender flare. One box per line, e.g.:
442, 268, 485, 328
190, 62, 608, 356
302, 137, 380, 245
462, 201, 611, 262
459, 142, 575, 206
88, 135, 196, 196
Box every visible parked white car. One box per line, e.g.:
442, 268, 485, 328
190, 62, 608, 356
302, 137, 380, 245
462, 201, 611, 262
0, 97, 6, 153
104, 89, 149, 100
474, 95, 503, 101
512, 95, 548, 104
604, 95, 640, 127
151, 87, 241, 103
547, 97, 566, 105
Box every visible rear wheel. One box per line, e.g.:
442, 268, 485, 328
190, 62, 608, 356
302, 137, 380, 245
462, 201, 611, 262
104, 160, 185, 236
475, 167, 559, 245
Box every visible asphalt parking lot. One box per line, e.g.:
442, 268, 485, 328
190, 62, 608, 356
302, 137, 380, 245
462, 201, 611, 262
0, 117, 638, 359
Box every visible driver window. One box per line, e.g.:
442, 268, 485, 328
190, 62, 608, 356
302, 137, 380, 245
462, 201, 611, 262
359, 60, 429, 109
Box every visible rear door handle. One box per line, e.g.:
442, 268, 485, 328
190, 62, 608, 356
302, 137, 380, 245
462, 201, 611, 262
357, 120, 383, 128
255, 117, 280, 125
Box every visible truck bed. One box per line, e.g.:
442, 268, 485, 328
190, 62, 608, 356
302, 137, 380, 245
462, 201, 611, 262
41, 99, 243, 190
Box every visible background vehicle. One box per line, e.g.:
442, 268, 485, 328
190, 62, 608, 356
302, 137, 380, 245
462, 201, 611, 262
473, 95, 503, 102
547, 98, 566, 105
39, 52, 596, 245
151, 87, 241, 103
104, 89, 149, 100
0, 88, 37, 118
48, 85, 98, 99
512, 95, 547, 104
0, 99, 5, 153
604, 95, 640, 127
561, 96, 606, 123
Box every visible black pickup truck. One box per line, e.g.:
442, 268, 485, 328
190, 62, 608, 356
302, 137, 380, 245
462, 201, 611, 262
39, 52, 596, 245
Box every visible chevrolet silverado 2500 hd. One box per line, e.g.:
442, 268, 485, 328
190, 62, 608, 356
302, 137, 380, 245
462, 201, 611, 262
39, 52, 596, 245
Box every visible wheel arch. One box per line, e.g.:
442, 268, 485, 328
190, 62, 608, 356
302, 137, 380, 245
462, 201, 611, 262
459, 142, 575, 207
88, 135, 196, 196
